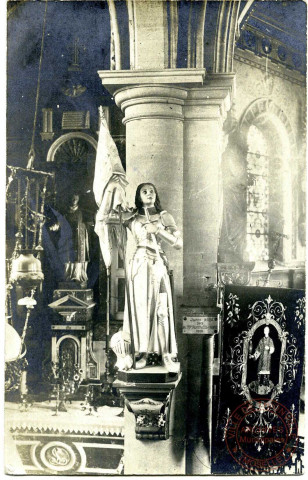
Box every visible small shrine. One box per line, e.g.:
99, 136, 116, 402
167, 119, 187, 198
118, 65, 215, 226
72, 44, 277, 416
48, 289, 99, 382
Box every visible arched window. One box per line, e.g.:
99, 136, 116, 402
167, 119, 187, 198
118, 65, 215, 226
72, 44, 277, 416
246, 125, 269, 263
239, 99, 297, 269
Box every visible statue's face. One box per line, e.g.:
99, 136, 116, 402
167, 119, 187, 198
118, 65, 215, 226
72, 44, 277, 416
264, 326, 270, 337
71, 194, 79, 206
139, 184, 156, 208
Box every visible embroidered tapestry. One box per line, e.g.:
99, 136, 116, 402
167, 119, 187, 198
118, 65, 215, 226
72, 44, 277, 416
212, 286, 305, 475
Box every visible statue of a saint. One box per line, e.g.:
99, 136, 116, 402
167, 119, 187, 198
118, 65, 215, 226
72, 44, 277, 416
62, 194, 89, 286
97, 181, 182, 373
250, 326, 275, 393
93, 109, 181, 372
219, 120, 248, 263
123, 183, 182, 372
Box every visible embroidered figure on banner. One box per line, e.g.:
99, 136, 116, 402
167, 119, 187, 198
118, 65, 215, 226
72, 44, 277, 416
249, 325, 275, 395
224, 295, 300, 405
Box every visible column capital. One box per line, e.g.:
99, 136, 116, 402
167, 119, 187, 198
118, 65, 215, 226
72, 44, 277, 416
98, 68, 206, 94
184, 73, 235, 123
114, 84, 188, 124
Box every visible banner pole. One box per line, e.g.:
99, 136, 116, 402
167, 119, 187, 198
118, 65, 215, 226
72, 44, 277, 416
119, 209, 136, 369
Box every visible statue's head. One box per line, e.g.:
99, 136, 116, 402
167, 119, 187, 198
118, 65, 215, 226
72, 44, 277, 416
69, 193, 80, 207
135, 183, 162, 212
264, 326, 270, 337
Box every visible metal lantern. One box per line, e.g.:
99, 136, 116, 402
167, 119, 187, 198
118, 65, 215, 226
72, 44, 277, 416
10, 252, 44, 289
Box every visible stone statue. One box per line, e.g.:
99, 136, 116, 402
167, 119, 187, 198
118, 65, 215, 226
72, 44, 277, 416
62, 193, 89, 286
97, 181, 182, 373
219, 113, 248, 263
123, 183, 182, 372
94, 113, 181, 372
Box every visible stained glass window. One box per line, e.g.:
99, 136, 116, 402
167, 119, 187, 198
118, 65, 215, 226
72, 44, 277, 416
246, 125, 269, 262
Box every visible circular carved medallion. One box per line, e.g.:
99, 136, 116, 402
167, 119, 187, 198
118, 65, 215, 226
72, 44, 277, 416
40, 441, 76, 472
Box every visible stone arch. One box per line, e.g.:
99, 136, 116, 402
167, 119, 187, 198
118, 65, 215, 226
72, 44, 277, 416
239, 98, 296, 155
46, 132, 97, 163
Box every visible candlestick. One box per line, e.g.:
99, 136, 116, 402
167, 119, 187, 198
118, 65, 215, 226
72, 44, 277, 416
20, 370, 28, 395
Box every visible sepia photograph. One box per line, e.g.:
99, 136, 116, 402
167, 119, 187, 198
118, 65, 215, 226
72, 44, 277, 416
4, 0, 306, 475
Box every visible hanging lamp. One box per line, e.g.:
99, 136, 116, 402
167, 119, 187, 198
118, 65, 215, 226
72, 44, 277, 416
6, 1, 51, 373
8, 0, 52, 290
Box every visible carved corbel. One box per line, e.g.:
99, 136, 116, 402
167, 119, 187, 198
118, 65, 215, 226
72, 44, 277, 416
114, 373, 181, 440
125, 393, 173, 440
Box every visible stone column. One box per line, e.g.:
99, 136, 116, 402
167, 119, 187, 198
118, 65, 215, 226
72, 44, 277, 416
98, 69, 205, 476
51, 336, 57, 364
182, 74, 234, 475
80, 336, 87, 377
131, 0, 168, 69
183, 74, 235, 295
99, 69, 205, 293
116, 84, 185, 289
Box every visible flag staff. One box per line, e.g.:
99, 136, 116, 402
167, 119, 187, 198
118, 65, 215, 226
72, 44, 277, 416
118, 208, 136, 369
94, 105, 135, 372
105, 264, 111, 378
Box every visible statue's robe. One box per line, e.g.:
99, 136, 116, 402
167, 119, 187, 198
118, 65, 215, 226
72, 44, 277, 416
64, 208, 89, 263
63, 207, 89, 283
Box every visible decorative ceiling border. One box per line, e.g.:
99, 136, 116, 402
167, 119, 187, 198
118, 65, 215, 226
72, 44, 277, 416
234, 49, 305, 88
237, 24, 305, 76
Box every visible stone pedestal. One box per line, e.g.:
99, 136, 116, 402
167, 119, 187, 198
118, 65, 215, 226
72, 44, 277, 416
114, 370, 184, 474
180, 298, 220, 475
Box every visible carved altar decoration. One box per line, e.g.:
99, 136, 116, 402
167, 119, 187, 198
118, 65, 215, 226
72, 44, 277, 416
5, 401, 124, 475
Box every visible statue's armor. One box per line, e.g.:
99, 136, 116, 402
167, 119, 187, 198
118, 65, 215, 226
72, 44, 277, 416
127, 209, 182, 254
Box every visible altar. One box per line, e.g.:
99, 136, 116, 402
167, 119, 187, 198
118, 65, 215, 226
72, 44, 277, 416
5, 401, 124, 475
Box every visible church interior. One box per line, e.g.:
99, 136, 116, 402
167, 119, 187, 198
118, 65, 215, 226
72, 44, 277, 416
5, 0, 306, 475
